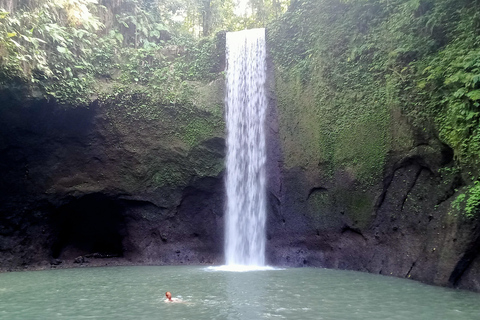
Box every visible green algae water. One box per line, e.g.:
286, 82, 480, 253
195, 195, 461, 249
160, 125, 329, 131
0, 266, 479, 320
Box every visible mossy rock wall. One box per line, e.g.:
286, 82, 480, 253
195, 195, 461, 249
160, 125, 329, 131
0, 77, 226, 269
264, 0, 480, 292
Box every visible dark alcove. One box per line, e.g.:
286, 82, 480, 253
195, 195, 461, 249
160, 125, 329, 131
51, 194, 126, 259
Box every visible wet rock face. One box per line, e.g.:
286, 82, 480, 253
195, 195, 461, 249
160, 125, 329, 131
262, 77, 480, 291
0, 99, 225, 270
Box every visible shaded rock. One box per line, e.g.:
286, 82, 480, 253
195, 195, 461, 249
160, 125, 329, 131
74, 256, 86, 264
0, 89, 225, 271
50, 259, 62, 266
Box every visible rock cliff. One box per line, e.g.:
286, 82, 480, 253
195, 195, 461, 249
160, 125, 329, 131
0, 81, 226, 270
264, 0, 480, 292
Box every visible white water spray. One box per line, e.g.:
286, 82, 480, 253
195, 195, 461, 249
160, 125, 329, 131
224, 28, 268, 267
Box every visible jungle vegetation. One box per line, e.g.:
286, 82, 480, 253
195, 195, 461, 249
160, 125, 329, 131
0, 0, 289, 106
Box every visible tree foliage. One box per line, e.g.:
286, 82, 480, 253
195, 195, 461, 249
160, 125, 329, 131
0, 0, 228, 105
0, 0, 290, 106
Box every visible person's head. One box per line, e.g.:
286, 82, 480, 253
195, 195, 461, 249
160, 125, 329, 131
165, 291, 172, 301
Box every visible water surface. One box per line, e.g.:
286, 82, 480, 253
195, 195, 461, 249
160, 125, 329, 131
0, 266, 479, 319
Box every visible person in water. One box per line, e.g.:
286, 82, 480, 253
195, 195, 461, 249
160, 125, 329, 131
165, 291, 182, 303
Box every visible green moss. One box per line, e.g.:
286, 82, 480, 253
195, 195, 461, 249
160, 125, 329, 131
333, 109, 389, 185
269, 0, 403, 190
190, 148, 224, 178
307, 191, 336, 229
306, 188, 374, 230
339, 190, 375, 229
275, 72, 325, 170
152, 163, 189, 188
274, 52, 390, 187
182, 119, 213, 147
100, 80, 224, 149
178, 104, 224, 148
96, 79, 224, 192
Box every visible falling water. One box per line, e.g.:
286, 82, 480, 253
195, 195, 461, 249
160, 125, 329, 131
224, 28, 267, 267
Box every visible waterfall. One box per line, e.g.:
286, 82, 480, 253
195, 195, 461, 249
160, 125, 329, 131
224, 28, 267, 267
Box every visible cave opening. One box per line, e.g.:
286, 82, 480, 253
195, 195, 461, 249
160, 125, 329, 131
51, 194, 126, 260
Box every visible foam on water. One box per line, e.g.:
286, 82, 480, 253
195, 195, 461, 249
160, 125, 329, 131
206, 265, 282, 272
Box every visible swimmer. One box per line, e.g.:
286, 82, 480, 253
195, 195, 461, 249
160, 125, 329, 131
164, 291, 183, 303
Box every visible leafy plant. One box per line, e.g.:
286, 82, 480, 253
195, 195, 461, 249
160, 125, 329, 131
452, 180, 480, 219
0, 0, 226, 106
0, 0, 104, 104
